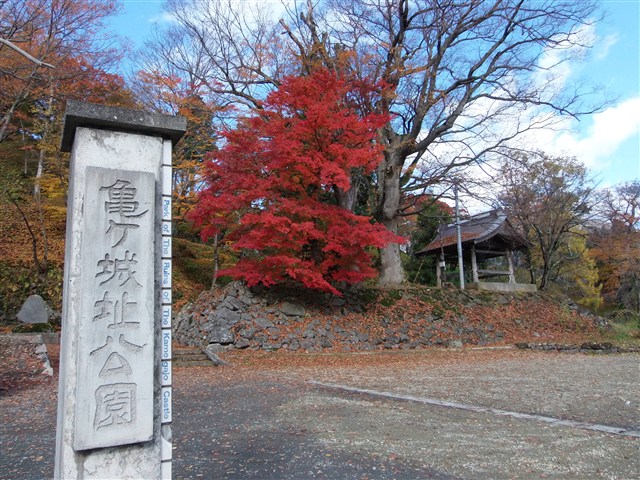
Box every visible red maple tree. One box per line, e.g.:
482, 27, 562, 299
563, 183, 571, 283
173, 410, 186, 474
190, 69, 403, 294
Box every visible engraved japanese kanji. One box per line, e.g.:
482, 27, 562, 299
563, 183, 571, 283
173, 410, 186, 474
101, 180, 149, 218
94, 383, 137, 430
96, 251, 142, 288
93, 291, 139, 328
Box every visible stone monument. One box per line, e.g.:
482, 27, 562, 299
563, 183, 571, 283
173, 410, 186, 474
55, 101, 185, 479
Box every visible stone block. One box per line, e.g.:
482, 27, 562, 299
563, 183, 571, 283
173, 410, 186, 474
162, 260, 172, 288
17, 295, 51, 324
161, 427, 172, 462
281, 302, 305, 317
162, 288, 172, 304
254, 317, 274, 329
162, 166, 172, 194
161, 197, 171, 222
205, 343, 227, 354
56, 104, 185, 478
161, 305, 171, 329
161, 461, 171, 480
162, 330, 172, 360
239, 327, 256, 339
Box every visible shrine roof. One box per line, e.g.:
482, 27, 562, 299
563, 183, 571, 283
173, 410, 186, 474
415, 209, 529, 256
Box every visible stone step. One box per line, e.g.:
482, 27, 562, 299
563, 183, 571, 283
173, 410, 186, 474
174, 359, 216, 367
175, 352, 208, 360
173, 347, 202, 355
172, 347, 216, 367
175, 357, 210, 365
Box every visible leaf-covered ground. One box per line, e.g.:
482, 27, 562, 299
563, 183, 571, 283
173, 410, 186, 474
1, 342, 638, 480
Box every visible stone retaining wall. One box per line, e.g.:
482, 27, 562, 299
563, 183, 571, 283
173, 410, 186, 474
515, 342, 639, 354
0, 334, 53, 378
174, 282, 507, 352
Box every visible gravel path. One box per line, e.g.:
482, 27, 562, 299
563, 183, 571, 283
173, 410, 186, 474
0, 348, 638, 479
259, 349, 640, 430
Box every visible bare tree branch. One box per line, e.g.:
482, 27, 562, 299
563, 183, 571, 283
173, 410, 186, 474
0, 37, 54, 68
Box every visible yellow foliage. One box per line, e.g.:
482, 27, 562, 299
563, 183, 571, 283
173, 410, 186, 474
545, 232, 602, 311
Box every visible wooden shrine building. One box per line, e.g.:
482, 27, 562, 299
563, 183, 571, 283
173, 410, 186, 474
415, 209, 536, 292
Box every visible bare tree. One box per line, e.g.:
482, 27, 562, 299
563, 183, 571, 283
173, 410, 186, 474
495, 152, 596, 290
591, 181, 640, 310
598, 181, 640, 233
0, 0, 123, 142
163, 0, 291, 108
316, 0, 602, 285
142, 0, 602, 285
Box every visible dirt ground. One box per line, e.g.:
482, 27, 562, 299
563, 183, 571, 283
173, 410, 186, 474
0, 346, 638, 479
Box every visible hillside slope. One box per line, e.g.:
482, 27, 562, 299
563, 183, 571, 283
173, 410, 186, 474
0, 139, 214, 323
174, 282, 612, 352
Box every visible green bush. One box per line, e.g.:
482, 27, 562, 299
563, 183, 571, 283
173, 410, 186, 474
12, 322, 54, 333
0, 263, 63, 319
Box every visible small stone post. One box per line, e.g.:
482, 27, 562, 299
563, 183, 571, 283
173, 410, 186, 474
55, 101, 185, 479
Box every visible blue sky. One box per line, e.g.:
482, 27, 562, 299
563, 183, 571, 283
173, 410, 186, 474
110, 0, 164, 50
564, 0, 640, 187
109, 0, 640, 188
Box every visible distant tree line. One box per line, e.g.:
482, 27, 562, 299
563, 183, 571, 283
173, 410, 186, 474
4, 0, 638, 313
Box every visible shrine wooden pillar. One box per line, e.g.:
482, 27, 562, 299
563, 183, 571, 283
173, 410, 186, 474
471, 245, 479, 283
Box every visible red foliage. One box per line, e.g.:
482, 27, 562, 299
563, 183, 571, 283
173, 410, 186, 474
190, 70, 403, 294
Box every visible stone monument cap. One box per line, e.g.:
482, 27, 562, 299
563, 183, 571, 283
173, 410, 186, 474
61, 100, 187, 152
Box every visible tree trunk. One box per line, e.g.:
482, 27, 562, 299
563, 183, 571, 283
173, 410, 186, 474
34, 149, 45, 196
0, 101, 17, 142
376, 152, 404, 286
211, 233, 220, 288
634, 270, 640, 313
378, 235, 404, 286
506, 249, 516, 284
35, 193, 48, 275
6, 190, 42, 273
335, 184, 357, 212
539, 253, 552, 291
0, 84, 31, 143
34, 85, 55, 197
471, 246, 479, 283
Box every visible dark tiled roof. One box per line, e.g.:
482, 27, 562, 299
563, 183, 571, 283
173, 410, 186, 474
415, 209, 528, 255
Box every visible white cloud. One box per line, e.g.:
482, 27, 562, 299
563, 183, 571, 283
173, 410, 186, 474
148, 12, 177, 25
478, 17, 637, 177
547, 96, 640, 169
594, 33, 618, 60
416, 96, 640, 209
534, 23, 597, 91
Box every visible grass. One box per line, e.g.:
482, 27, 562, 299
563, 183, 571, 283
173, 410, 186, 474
603, 311, 640, 346
606, 323, 640, 345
